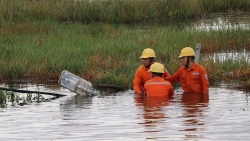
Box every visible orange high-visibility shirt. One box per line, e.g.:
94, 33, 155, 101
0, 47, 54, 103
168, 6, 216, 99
166, 63, 209, 94
144, 76, 174, 97
133, 63, 170, 94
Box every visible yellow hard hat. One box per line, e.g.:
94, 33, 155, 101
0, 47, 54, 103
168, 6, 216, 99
148, 63, 164, 73
140, 48, 156, 58
179, 47, 195, 57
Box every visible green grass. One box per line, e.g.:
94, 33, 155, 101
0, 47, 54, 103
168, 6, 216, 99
1, 0, 250, 90
1, 21, 250, 89
1, 0, 250, 24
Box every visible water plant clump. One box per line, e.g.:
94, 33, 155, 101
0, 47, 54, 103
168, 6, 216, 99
0, 90, 49, 108
0, 90, 7, 107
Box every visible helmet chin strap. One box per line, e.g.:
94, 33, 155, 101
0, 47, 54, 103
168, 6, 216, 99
146, 58, 153, 69
185, 56, 189, 68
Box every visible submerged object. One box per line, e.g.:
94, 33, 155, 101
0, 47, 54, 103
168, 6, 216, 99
58, 70, 99, 96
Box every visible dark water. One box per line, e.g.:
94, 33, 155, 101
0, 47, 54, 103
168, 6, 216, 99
0, 81, 249, 141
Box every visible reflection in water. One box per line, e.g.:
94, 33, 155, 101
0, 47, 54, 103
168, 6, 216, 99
1, 80, 250, 140
134, 93, 209, 140
60, 95, 93, 121
180, 93, 209, 132
74, 95, 93, 107
134, 95, 172, 135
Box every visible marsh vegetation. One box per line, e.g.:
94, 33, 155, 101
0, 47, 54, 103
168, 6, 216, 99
1, 0, 250, 90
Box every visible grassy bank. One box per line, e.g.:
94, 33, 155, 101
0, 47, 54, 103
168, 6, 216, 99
1, 0, 250, 90
1, 0, 250, 24
1, 21, 250, 89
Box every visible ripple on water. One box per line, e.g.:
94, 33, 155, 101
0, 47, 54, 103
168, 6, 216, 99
0, 83, 250, 140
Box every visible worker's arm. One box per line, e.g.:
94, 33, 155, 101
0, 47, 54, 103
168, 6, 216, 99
165, 69, 181, 84
133, 70, 144, 94
200, 68, 209, 94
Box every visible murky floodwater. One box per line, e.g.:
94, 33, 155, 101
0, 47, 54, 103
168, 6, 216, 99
0, 81, 249, 141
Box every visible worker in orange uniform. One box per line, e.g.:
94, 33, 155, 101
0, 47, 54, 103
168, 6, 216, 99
144, 63, 174, 97
165, 47, 209, 94
133, 48, 171, 95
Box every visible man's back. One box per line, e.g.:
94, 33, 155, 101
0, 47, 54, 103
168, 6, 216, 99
144, 76, 174, 97
133, 64, 170, 94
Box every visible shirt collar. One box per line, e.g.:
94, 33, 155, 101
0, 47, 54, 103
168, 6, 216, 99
143, 65, 149, 71
184, 62, 197, 71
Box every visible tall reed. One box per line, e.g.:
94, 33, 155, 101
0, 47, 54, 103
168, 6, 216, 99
1, 0, 250, 24
1, 20, 250, 89
1, 0, 250, 90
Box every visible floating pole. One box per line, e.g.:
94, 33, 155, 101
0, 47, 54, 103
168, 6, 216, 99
0, 87, 66, 97
97, 84, 123, 90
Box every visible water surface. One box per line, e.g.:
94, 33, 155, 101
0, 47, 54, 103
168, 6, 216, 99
0, 82, 249, 141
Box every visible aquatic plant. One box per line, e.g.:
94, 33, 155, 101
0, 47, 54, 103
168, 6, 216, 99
0, 90, 7, 106
0, 90, 48, 108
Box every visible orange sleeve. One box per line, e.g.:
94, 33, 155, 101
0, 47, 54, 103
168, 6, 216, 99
162, 66, 171, 80
199, 67, 209, 94
164, 66, 171, 77
164, 71, 171, 77
165, 68, 181, 84
133, 69, 143, 94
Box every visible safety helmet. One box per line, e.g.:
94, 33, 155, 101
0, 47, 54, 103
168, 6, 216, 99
179, 47, 195, 58
140, 48, 156, 58
148, 63, 164, 73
